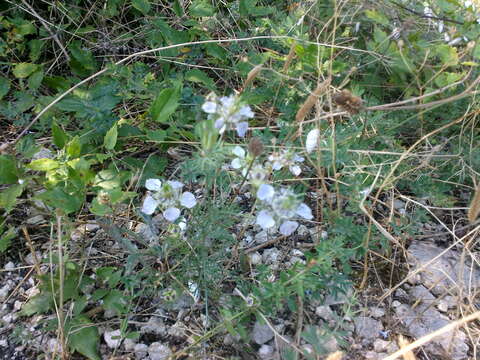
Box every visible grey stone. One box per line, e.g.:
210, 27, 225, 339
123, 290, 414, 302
135, 223, 158, 243
394, 286, 468, 360
148, 342, 172, 360
315, 305, 335, 321
4, 262, 15, 271
26, 215, 46, 225
297, 225, 309, 236
262, 248, 280, 265
373, 339, 398, 353
370, 307, 385, 319
407, 240, 480, 296
140, 317, 166, 336
104, 329, 122, 349
248, 252, 262, 265
134, 343, 148, 359
255, 230, 269, 244
258, 344, 274, 359
123, 338, 136, 351
393, 199, 405, 209
324, 287, 353, 305
252, 321, 274, 345
354, 317, 383, 340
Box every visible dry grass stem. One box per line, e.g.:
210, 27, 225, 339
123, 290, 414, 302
295, 77, 332, 125
467, 185, 480, 223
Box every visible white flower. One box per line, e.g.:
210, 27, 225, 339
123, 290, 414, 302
279, 221, 299, 236
268, 150, 304, 176
248, 164, 269, 188
142, 194, 159, 215
141, 178, 197, 222
306, 129, 320, 153
163, 207, 181, 222
256, 210, 275, 229
180, 192, 196, 208
257, 184, 274, 202
296, 203, 313, 220
145, 178, 162, 191
201, 93, 254, 138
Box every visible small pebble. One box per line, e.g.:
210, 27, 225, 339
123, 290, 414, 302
104, 329, 122, 349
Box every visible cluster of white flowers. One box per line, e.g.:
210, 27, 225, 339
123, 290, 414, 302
141, 179, 197, 222
268, 149, 304, 176
255, 184, 313, 236
201, 93, 254, 137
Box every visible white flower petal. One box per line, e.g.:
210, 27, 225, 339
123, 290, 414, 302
163, 207, 181, 222
279, 221, 298, 236
290, 165, 302, 176
236, 122, 249, 137
257, 184, 275, 202
231, 158, 243, 169
296, 203, 313, 220
239, 105, 254, 118
202, 101, 217, 113
306, 128, 320, 153
141, 194, 159, 215
272, 161, 282, 171
167, 180, 184, 190
145, 178, 162, 191
256, 210, 275, 229
220, 95, 235, 108
180, 192, 196, 208
232, 146, 245, 158
214, 118, 224, 129
188, 281, 200, 302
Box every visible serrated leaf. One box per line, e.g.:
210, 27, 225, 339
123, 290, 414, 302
0, 155, 18, 184
190, 0, 215, 17
185, 69, 216, 90
21, 292, 52, 316
0, 184, 23, 213
150, 87, 180, 123
67, 316, 101, 360
66, 136, 82, 158
28, 158, 59, 171
104, 122, 118, 150
13, 63, 39, 79
132, 0, 151, 14
0, 76, 10, 99
52, 122, 68, 149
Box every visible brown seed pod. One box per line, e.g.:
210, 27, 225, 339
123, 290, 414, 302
332, 89, 364, 114
248, 137, 264, 157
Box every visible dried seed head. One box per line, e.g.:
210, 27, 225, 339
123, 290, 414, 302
243, 64, 263, 90
332, 90, 364, 114
248, 137, 264, 157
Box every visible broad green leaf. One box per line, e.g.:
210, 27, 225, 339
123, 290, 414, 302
21, 293, 52, 316
132, 0, 151, 14
365, 9, 389, 25
28, 70, 44, 91
0, 76, 10, 99
52, 122, 68, 149
66, 136, 82, 158
104, 122, 118, 150
190, 0, 215, 17
173, 0, 184, 16
146, 129, 166, 142
37, 187, 83, 214
0, 184, 23, 213
0, 155, 18, 184
67, 316, 101, 360
13, 63, 39, 79
29, 39, 43, 62
150, 87, 180, 123
28, 158, 59, 171
0, 226, 16, 252
103, 290, 128, 314
185, 69, 216, 90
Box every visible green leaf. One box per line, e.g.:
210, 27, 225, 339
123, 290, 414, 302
66, 136, 82, 158
52, 122, 68, 149
365, 9, 389, 25
436, 44, 458, 66
132, 0, 151, 14
0, 76, 10, 100
21, 293, 52, 316
67, 316, 101, 360
104, 122, 118, 150
103, 290, 128, 314
173, 0, 184, 16
146, 129, 166, 142
190, 0, 215, 17
28, 70, 44, 91
0, 226, 16, 252
37, 187, 83, 214
0, 184, 24, 213
0, 155, 18, 184
13, 63, 39, 79
185, 69, 216, 90
150, 87, 181, 123
29, 39, 44, 62
473, 43, 480, 60
28, 158, 59, 171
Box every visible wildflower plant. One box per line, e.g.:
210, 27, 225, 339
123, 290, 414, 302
141, 179, 197, 222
